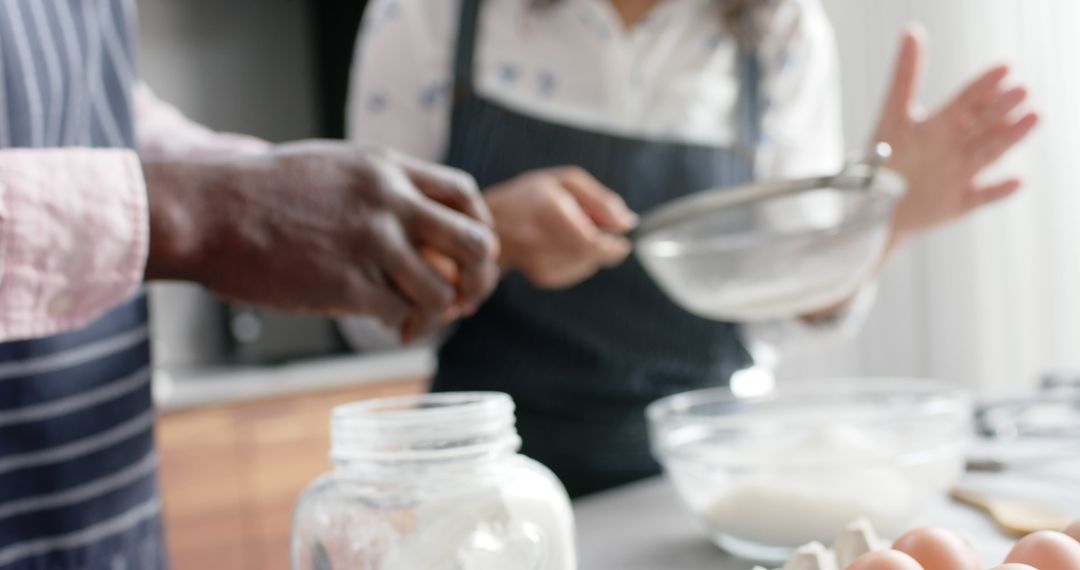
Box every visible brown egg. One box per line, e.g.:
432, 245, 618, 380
1065, 521, 1080, 543
847, 550, 925, 570
893, 528, 980, 570
419, 246, 460, 285
419, 245, 462, 322
1005, 530, 1080, 570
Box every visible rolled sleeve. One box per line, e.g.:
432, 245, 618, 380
0, 148, 148, 341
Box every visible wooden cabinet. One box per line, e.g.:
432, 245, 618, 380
157, 378, 426, 570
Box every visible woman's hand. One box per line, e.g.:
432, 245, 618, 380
874, 26, 1039, 252
485, 166, 638, 289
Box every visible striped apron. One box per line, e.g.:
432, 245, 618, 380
0, 1, 166, 568
434, 0, 760, 497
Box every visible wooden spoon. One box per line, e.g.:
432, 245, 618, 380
951, 487, 1074, 538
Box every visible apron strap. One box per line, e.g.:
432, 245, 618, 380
735, 48, 763, 152
452, 0, 482, 99
733, 8, 764, 169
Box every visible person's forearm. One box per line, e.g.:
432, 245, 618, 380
142, 159, 213, 282
142, 154, 279, 287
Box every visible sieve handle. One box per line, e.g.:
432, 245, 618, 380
630, 174, 832, 242
632, 142, 897, 242
856, 142, 893, 189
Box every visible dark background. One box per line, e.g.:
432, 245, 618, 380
139, 0, 376, 366
225, 0, 375, 363
308, 0, 370, 138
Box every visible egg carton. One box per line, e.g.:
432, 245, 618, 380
754, 519, 892, 570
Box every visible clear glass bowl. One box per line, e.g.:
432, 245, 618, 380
646, 379, 973, 562
635, 169, 903, 322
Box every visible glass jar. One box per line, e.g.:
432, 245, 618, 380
291, 392, 577, 570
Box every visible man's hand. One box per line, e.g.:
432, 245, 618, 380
144, 141, 500, 341
875, 26, 1039, 251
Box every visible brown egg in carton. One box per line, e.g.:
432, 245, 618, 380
757, 519, 1080, 570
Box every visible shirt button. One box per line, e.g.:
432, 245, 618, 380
47, 291, 74, 316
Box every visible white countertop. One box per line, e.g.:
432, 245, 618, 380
152, 347, 435, 411
574, 439, 1080, 570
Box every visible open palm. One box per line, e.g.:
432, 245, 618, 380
874, 26, 1039, 245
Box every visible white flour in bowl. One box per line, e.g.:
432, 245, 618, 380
702, 467, 915, 547
693, 424, 956, 548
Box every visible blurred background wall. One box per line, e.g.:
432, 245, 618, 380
137, 0, 368, 369
782, 0, 1080, 397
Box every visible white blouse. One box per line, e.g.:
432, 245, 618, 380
348, 0, 846, 177
342, 0, 875, 354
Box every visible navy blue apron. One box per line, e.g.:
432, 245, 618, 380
433, 0, 761, 497
0, 1, 167, 568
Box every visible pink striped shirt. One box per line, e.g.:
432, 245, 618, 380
0, 85, 269, 341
